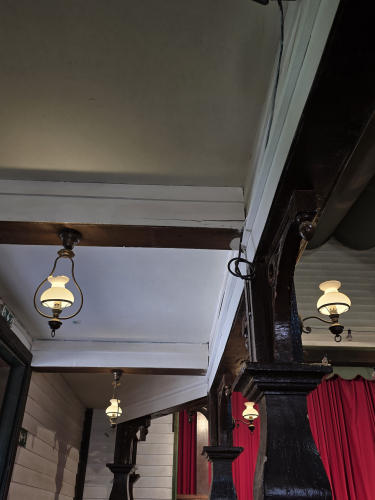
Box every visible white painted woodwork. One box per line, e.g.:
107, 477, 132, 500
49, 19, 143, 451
0, 245, 229, 347
83, 413, 174, 500
133, 415, 174, 500
206, 0, 342, 388
8, 482, 72, 500
243, 0, 341, 260
0, 180, 244, 229
295, 238, 375, 347
32, 342, 208, 372
82, 410, 116, 500
9, 373, 85, 500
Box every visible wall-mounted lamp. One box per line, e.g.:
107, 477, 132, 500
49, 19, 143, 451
34, 229, 83, 337
301, 280, 351, 343
233, 402, 259, 435
106, 370, 123, 429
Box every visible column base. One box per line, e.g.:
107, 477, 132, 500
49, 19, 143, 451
106, 463, 136, 500
202, 446, 243, 500
233, 363, 332, 500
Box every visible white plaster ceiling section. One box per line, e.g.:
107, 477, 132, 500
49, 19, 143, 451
0, 245, 229, 342
61, 372, 205, 418
0, 0, 280, 186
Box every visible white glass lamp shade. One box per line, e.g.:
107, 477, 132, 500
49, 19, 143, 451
106, 399, 122, 418
40, 276, 74, 309
317, 280, 351, 316
242, 402, 259, 421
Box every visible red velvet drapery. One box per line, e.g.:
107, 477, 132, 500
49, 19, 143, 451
232, 392, 260, 500
232, 377, 375, 500
307, 376, 375, 500
177, 410, 197, 494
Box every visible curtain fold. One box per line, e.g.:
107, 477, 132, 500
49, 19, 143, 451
232, 392, 260, 500
232, 377, 375, 500
177, 410, 197, 494
307, 376, 375, 500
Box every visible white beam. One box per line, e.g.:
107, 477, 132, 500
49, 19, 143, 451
243, 0, 340, 260
31, 340, 208, 372
0, 180, 244, 229
206, 0, 340, 388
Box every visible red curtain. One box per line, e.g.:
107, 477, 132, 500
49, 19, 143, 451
232, 392, 260, 500
232, 378, 375, 500
177, 410, 197, 494
307, 376, 375, 500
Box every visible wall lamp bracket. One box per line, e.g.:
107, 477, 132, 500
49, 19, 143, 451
300, 315, 345, 343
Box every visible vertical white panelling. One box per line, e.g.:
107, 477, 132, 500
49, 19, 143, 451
83, 410, 116, 500
8, 373, 86, 500
83, 413, 174, 500
135, 415, 174, 500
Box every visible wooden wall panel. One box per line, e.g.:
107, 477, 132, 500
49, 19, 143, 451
8, 373, 85, 500
82, 412, 174, 500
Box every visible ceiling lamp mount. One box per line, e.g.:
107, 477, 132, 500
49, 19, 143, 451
34, 228, 83, 337
301, 280, 351, 343
106, 370, 123, 429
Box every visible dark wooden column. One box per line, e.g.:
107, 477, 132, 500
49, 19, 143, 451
233, 191, 332, 499
203, 376, 243, 500
106, 416, 150, 500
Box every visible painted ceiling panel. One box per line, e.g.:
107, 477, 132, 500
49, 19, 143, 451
0, 0, 280, 186
0, 245, 229, 342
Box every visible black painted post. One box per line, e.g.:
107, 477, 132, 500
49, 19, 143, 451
233, 364, 331, 500
233, 192, 332, 499
203, 379, 243, 500
106, 416, 150, 500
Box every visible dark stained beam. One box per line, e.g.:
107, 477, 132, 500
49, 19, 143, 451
0, 221, 239, 250
32, 366, 206, 376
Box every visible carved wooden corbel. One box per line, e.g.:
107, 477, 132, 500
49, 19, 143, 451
107, 415, 151, 500
266, 190, 317, 363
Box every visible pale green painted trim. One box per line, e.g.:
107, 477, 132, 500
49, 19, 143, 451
326, 366, 375, 381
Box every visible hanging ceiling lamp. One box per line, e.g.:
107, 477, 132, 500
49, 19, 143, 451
106, 370, 123, 429
301, 280, 351, 343
233, 401, 259, 435
34, 229, 83, 337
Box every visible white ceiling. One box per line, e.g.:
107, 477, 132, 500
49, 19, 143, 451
0, 0, 280, 186
0, 245, 229, 342
61, 372, 192, 410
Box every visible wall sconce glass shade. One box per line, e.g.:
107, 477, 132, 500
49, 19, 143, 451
40, 276, 74, 310
242, 402, 259, 421
317, 280, 351, 316
106, 398, 122, 419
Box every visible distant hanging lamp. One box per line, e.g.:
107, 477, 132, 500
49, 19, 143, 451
106, 370, 123, 429
34, 229, 83, 337
233, 401, 259, 435
301, 280, 351, 343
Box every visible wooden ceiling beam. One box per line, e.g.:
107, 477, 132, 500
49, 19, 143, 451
0, 221, 239, 250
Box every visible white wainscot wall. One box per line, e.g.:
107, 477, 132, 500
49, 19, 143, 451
83, 411, 174, 500
8, 373, 86, 500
